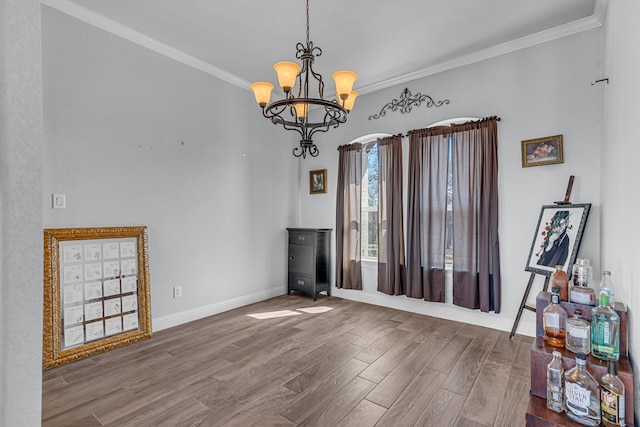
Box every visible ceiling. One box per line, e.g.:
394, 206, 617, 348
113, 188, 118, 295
41, 0, 605, 96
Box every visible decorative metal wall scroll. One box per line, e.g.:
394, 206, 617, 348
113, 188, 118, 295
368, 88, 450, 120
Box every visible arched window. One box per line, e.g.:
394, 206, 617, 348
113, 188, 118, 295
352, 120, 478, 262
346, 133, 391, 260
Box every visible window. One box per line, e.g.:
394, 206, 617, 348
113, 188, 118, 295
435, 118, 479, 266
354, 127, 458, 263
362, 143, 378, 259
353, 120, 473, 264
445, 135, 454, 265
406, 116, 500, 310
345, 133, 390, 261
361, 132, 454, 264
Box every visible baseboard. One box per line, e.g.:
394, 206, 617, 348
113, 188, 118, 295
331, 287, 537, 338
151, 285, 537, 338
152, 286, 286, 332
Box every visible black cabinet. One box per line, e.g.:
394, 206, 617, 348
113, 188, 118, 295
287, 228, 332, 301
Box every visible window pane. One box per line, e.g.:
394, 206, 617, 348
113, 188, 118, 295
367, 145, 378, 207
445, 136, 453, 265
361, 143, 379, 258
365, 211, 379, 257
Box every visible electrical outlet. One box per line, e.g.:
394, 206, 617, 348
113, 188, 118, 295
173, 286, 182, 298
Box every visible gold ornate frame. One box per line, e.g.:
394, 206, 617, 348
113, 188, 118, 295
43, 226, 152, 370
521, 134, 564, 167
309, 169, 328, 194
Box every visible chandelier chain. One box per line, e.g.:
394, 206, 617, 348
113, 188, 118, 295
306, 0, 310, 47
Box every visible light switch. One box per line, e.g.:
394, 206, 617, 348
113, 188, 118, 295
52, 194, 66, 209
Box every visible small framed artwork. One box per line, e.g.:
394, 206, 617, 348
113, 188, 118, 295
309, 169, 327, 194
524, 204, 591, 276
521, 134, 563, 167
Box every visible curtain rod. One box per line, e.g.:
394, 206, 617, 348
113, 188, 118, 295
404, 116, 501, 137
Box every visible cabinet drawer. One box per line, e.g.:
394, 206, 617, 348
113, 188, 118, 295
288, 231, 316, 245
288, 275, 313, 292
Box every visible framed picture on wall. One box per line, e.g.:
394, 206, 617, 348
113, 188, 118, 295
43, 226, 152, 369
309, 169, 327, 194
525, 204, 591, 276
521, 134, 563, 167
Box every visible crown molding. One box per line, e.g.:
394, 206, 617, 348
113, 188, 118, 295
358, 1, 607, 95
593, 0, 608, 22
42, 0, 606, 95
41, 0, 251, 89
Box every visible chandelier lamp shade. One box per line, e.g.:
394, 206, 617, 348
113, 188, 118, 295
250, 0, 358, 158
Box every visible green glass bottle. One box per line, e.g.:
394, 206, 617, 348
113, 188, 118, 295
591, 291, 620, 361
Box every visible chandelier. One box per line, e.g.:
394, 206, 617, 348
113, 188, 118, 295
250, 0, 358, 158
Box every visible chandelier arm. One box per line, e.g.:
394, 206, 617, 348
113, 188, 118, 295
293, 146, 306, 158
323, 104, 347, 121
307, 113, 346, 141
308, 66, 324, 99
280, 120, 305, 139
295, 61, 307, 99
293, 139, 318, 158
266, 114, 341, 131
261, 104, 287, 119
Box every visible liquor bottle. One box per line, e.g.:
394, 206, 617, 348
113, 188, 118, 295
573, 258, 593, 287
599, 271, 615, 308
591, 291, 620, 361
571, 259, 596, 306
600, 356, 625, 427
542, 287, 567, 348
546, 351, 564, 412
564, 353, 601, 426
570, 284, 597, 305
566, 309, 591, 354
551, 265, 569, 301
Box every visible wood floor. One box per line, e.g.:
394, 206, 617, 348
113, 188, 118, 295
42, 295, 534, 426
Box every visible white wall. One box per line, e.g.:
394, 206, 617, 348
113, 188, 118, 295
601, 0, 640, 416
8, 3, 636, 424
41, 6, 297, 330
299, 29, 604, 337
0, 0, 44, 425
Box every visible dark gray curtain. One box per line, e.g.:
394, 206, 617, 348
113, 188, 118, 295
377, 135, 405, 295
335, 143, 363, 289
406, 127, 449, 301
406, 117, 501, 312
451, 117, 501, 312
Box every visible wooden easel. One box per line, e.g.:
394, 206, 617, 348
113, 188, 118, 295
509, 176, 574, 340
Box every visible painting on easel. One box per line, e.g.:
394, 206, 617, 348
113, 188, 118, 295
525, 203, 591, 276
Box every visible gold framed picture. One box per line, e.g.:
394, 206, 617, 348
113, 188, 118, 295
43, 226, 152, 369
521, 134, 563, 167
310, 169, 327, 194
